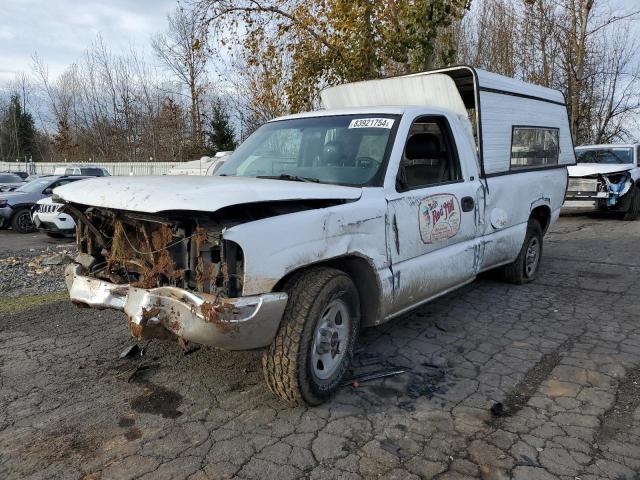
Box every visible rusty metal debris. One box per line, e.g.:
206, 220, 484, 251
200, 300, 237, 333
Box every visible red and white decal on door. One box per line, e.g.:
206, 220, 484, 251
418, 193, 461, 244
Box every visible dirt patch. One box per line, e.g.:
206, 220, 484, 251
492, 337, 574, 420
17, 426, 102, 467
131, 383, 183, 419
0, 291, 69, 314
596, 366, 640, 444
124, 427, 143, 441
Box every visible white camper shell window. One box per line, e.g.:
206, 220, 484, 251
510, 126, 559, 170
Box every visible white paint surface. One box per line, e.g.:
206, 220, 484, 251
53, 175, 362, 213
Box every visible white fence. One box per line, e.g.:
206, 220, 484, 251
0, 161, 181, 176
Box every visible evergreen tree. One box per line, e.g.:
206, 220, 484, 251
0, 95, 36, 160
206, 100, 236, 154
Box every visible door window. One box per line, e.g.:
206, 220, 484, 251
397, 117, 461, 190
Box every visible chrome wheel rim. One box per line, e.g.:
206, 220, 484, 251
17, 212, 33, 232
311, 299, 350, 380
525, 236, 540, 277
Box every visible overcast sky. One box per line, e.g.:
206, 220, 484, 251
0, 0, 637, 85
0, 0, 177, 82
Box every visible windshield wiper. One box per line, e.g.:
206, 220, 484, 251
257, 174, 320, 183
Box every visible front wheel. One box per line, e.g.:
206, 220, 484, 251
11, 208, 36, 233
262, 267, 360, 405
501, 218, 543, 284
623, 187, 640, 220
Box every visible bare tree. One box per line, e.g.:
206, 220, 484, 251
455, 0, 640, 144
152, 6, 209, 147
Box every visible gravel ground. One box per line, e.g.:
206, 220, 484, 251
0, 240, 76, 298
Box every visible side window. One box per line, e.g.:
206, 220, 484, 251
636, 146, 640, 166
510, 127, 559, 169
47, 179, 75, 191
398, 116, 461, 190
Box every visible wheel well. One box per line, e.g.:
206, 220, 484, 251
530, 205, 551, 234
273, 256, 382, 327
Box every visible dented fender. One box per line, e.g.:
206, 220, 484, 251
223, 188, 390, 296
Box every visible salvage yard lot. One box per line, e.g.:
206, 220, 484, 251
1, 214, 640, 480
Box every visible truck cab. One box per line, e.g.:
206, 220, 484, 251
55, 66, 575, 405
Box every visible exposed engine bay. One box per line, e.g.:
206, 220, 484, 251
62, 199, 345, 299
69, 206, 244, 297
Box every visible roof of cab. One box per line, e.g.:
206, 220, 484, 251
270, 106, 469, 124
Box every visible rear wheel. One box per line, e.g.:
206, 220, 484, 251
11, 208, 35, 233
501, 219, 543, 284
623, 187, 640, 220
262, 267, 360, 405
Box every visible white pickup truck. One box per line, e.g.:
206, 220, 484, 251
565, 144, 640, 219
55, 66, 574, 405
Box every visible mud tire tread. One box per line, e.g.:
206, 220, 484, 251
262, 267, 358, 406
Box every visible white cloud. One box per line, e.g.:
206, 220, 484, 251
0, 0, 176, 81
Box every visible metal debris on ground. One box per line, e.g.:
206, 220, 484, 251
343, 368, 407, 387
120, 344, 142, 359
490, 401, 505, 417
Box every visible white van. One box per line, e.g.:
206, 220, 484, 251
56, 66, 574, 405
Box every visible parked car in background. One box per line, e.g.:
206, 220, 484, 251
0, 173, 27, 192
0, 176, 91, 233
32, 196, 76, 238
9, 171, 29, 180
53, 165, 111, 177
168, 152, 233, 176
565, 144, 640, 220
56, 66, 574, 405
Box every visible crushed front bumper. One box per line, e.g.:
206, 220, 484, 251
65, 264, 288, 350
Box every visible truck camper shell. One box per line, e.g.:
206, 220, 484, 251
320, 65, 576, 176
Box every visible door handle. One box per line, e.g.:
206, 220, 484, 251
461, 196, 474, 212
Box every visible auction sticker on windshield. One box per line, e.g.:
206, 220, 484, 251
348, 118, 395, 129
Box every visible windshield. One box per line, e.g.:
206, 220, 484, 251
575, 147, 634, 164
15, 178, 51, 193
0, 174, 22, 183
216, 114, 399, 186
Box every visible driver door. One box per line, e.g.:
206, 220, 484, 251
386, 115, 482, 315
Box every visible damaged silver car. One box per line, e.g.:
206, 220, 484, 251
565, 144, 640, 219
54, 66, 574, 405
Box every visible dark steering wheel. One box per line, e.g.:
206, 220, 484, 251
355, 156, 381, 168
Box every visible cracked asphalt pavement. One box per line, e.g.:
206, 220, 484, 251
1, 213, 640, 480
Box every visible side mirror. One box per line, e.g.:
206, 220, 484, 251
43, 188, 53, 195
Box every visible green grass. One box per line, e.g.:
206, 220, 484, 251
0, 291, 70, 314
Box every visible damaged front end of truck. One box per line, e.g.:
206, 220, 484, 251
566, 171, 635, 210
62, 204, 288, 350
